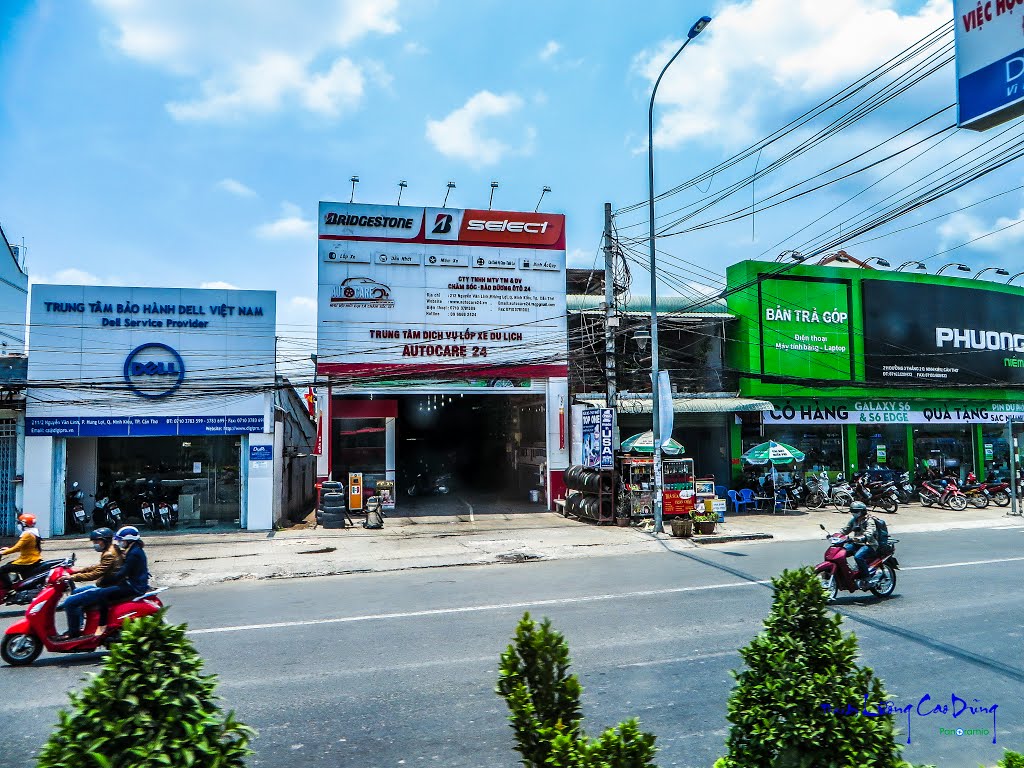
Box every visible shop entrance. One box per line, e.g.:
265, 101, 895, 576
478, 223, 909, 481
331, 393, 548, 516
65, 435, 242, 532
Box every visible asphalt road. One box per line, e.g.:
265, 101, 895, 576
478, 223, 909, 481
2, 526, 1023, 768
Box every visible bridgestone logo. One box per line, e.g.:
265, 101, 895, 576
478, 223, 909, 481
323, 213, 415, 229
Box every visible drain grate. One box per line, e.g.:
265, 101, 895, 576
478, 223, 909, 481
495, 552, 541, 564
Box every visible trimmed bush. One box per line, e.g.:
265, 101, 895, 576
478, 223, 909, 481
714, 567, 904, 768
496, 612, 657, 768
37, 611, 254, 768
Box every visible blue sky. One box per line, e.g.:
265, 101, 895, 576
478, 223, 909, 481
2, 0, 1022, 362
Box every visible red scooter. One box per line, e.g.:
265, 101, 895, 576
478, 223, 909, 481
0, 555, 70, 606
814, 524, 900, 601
1, 556, 165, 666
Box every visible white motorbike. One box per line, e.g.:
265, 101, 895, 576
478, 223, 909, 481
802, 471, 854, 510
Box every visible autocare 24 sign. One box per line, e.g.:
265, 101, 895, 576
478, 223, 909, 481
316, 202, 567, 380
955, 0, 1024, 130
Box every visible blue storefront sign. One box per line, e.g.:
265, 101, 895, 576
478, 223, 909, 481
26, 415, 265, 437
249, 444, 273, 462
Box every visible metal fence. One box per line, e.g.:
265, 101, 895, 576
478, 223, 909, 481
0, 419, 16, 536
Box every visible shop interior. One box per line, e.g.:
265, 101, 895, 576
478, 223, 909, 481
65, 435, 242, 532
331, 393, 548, 514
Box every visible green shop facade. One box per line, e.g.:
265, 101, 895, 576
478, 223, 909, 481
725, 260, 1024, 484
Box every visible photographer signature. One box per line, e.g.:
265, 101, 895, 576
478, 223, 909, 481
820, 693, 998, 744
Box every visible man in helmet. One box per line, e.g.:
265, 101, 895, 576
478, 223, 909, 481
106, 526, 151, 600
57, 527, 124, 639
0, 513, 42, 590
839, 501, 879, 587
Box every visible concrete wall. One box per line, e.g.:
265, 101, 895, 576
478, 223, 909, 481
246, 432, 274, 530
24, 435, 55, 537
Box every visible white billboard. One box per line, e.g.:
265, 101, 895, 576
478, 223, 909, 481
316, 202, 568, 381
954, 0, 1024, 129
27, 285, 276, 437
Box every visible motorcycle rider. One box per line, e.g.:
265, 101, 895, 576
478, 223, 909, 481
0, 513, 42, 590
56, 527, 124, 639
106, 525, 151, 601
839, 501, 879, 587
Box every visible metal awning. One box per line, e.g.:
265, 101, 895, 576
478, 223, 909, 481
577, 395, 774, 414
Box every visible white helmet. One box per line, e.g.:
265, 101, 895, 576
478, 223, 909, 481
114, 525, 141, 543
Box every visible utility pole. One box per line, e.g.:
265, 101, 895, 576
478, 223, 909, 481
602, 202, 618, 411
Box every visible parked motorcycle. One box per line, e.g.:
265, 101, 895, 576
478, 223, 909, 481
852, 473, 899, 514
814, 524, 899, 601
894, 471, 917, 504
405, 461, 453, 497
803, 471, 854, 510
0, 554, 72, 607
959, 473, 990, 509
977, 478, 1012, 507
1, 556, 165, 665
918, 475, 968, 511
156, 497, 178, 529
66, 482, 87, 533
92, 489, 124, 529
138, 488, 157, 528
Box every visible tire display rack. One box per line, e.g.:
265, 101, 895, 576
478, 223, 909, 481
562, 465, 616, 524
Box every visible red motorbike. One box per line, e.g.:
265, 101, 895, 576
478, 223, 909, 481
814, 525, 900, 601
968, 472, 1012, 507
1, 556, 165, 666
919, 475, 968, 511
0, 555, 70, 606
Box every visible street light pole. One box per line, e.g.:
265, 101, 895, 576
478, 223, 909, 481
647, 14, 711, 534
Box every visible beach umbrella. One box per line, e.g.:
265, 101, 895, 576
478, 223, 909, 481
620, 431, 685, 455
740, 440, 805, 466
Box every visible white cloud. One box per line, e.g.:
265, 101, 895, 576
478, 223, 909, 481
92, 0, 400, 121
256, 202, 315, 239
632, 0, 950, 148
539, 41, 561, 61
30, 268, 105, 286
937, 207, 1024, 254
425, 91, 532, 167
217, 178, 257, 198
403, 41, 428, 55
199, 280, 241, 290
290, 296, 317, 312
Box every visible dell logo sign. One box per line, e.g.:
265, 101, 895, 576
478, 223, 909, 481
123, 343, 185, 399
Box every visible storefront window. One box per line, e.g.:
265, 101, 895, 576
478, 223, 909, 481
744, 425, 844, 483
98, 436, 241, 527
912, 425, 974, 480
856, 425, 907, 473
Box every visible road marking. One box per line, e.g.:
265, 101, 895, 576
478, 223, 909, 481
901, 555, 1024, 571
187, 580, 769, 635
185, 554, 1024, 637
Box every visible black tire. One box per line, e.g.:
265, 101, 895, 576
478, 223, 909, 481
869, 564, 897, 598
968, 493, 989, 509
321, 512, 348, 529
818, 571, 838, 602
805, 491, 825, 510
1, 633, 43, 666
946, 494, 968, 512
991, 490, 1011, 507
876, 497, 897, 514
322, 492, 345, 504
919, 493, 934, 507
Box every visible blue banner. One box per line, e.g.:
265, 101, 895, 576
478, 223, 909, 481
26, 415, 265, 437
959, 46, 1024, 127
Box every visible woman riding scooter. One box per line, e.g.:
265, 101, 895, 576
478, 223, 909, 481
57, 527, 124, 639
0, 513, 42, 591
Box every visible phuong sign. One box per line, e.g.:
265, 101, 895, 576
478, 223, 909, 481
955, 0, 1024, 130
862, 280, 1024, 386
758, 276, 853, 381
316, 202, 568, 380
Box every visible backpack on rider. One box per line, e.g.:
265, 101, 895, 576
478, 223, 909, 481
872, 515, 889, 550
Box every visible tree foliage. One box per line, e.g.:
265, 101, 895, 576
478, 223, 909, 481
37, 611, 254, 768
497, 612, 657, 768
715, 567, 904, 768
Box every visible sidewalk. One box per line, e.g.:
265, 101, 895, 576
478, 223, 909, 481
29, 502, 1024, 588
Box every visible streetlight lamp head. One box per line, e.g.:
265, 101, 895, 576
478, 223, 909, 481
957, 263, 970, 272
633, 329, 651, 352
688, 15, 712, 38
876, 258, 891, 268
997, 268, 1010, 276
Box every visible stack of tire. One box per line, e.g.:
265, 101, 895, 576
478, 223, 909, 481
563, 465, 614, 523
318, 481, 348, 529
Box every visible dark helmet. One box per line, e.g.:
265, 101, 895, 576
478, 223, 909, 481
849, 501, 868, 517
89, 527, 115, 543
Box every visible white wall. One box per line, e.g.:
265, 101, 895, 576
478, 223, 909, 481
246, 432, 275, 530
0, 235, 27, 355
24, 435, 54, 537
545, 377, 570, 506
